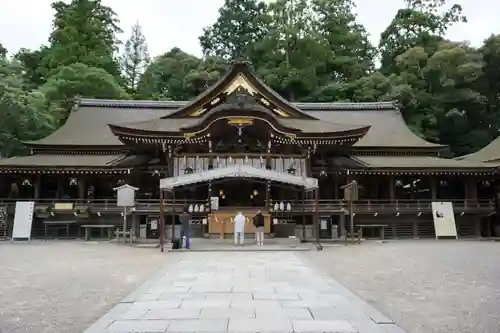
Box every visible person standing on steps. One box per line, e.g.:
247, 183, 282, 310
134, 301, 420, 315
234, 211, 245, 245
179, 206, 191, 249
253, 210, 265, 245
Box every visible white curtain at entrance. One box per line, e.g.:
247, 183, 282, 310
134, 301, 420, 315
159, 164, 318, 190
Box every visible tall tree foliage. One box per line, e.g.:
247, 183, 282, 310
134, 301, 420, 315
120, 22, 151, 96
14, 47, 51, 89
379, 0, 466, 73
0, 43, 6, 59
199, 0, 268, 61
255, 0, 334, 101
137, 48, 227, 100
41, 63, 129, 125
0, 59, 55, 157
311, 0, 375, 80
43, 0, 122, 77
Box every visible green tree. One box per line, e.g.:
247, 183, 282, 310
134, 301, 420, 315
255, 0, 333, 101
13, 47, 51, 89
390, 42, 484, 154
0, 59, 55, 157
137, 48, 227, 100
43, 0, 122, 77
199, 0, 268, 61
379, 0, 466, 73
120, 22, 151, 96
0, 43, 6, 59
40, 63, 129, 125
311, 0, 375, 80
478, 35, 500, 128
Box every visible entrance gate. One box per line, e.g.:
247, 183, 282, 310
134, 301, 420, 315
158, 164, 319, 252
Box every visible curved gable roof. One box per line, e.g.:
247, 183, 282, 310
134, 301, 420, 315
162, 59, 316, 119
456, 136, 500, 164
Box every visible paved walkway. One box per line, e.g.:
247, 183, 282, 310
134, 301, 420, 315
85, 252, 406, 333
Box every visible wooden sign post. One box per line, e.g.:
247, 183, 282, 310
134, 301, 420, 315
341, 181, 359, 240
114, 184, 139, 243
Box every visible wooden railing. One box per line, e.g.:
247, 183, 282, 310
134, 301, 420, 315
0, 198, 494, 214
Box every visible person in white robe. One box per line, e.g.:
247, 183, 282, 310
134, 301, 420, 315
234, 212, 245, 245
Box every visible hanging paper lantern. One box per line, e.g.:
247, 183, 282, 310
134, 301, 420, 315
253, 189, 258, 196
199, 205, 204, 212
194, 204, 199, 212
219, 189, 224, 196
274, 202, 279, 211
250, 194, 254, 199
188, 204, 194, 213
279, 201, 285, 211
286, 202, 292, 211
222, 195, 226, 199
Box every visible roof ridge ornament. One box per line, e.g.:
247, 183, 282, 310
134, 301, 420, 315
230, 57, 252, 67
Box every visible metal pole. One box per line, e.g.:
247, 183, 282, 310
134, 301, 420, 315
159, 190, 165, 252
171, 190, 176, 242
123, 206, 127, 243
314, 188, 322, 250
349, 199, 354, 237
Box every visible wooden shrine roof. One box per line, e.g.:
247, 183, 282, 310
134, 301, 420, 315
26, 98, 443, 150
350, 155, 496, 175
456, 136, 500, 165
0, 154, 130, 174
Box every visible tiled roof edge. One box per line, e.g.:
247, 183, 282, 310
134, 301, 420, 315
294, 101, 399, 110
78, 98, 188, 108
78, 98, 399, 110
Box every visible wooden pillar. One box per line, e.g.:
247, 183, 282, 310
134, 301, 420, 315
78, 178, 85, 199
389, 175, 395, 201
339, 213, 345, 238
333, 177, 339, 199
34, 175, 41, 199
171, 190, 176, 241
314, 188, 319, 245
465, 177, 478, 200
301, 190, 306, 241
208, 140, 213, 210
56, 177, 63, 199
159, 190, 165, 252
373, 177, 380, 199
430, 176, 438, 201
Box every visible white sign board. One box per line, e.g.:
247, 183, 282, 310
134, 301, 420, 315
320, 219, 328, 230
114, 184, 138, 207
210, 196, 219, 211
431, 202, 458, 239
150, 219, 158, 230
12, 201, 35, 240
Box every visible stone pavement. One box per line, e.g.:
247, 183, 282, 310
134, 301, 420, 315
85, 252, 406, 333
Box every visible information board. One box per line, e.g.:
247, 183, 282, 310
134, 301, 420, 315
431, 201, 458, 239
12, 201, 35, 240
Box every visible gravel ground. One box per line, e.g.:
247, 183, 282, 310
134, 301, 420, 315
302, 240, 500, 333
0, 241, 166, 333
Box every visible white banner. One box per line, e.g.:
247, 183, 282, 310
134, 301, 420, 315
431, 201, 458, 239
12, 201, 35, 240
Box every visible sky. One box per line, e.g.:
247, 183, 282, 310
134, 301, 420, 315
0, 0, 498, 58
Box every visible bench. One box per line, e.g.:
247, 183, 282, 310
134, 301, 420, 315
81, 224, 116, 241
357, 224, 388, 240
114, 229, 133, 245
344, 227, 362, 245
43, 220, 76, 239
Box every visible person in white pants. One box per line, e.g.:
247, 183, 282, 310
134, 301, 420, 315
234, 212, 245, 245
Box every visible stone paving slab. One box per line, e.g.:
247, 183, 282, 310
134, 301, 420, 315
85, 252, 407, 333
